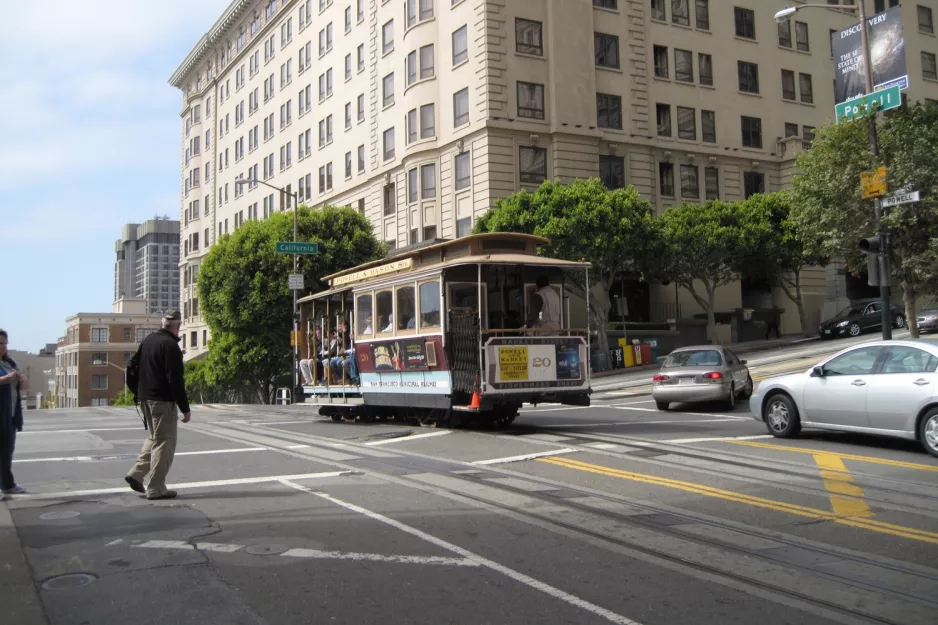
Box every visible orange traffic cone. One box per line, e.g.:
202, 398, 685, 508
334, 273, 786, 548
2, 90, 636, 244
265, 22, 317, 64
467, 376, 481, 409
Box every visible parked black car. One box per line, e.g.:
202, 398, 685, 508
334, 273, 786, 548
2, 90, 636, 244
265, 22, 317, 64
818, 299, 906, 339
917, 302, 938, 334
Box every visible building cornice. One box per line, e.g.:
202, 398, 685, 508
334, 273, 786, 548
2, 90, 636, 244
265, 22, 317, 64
168, 0, 256, 89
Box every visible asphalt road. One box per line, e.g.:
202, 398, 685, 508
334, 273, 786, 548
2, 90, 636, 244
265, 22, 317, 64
4, 386, 938, 625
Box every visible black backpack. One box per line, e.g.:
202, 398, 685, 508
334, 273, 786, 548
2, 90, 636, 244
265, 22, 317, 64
126, 346, 142, 403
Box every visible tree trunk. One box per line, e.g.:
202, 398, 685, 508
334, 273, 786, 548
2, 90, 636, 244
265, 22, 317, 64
779, 271, 812, 338
902, 281, 919, 339
589, 280, 612, 368
682, 281, 716, 344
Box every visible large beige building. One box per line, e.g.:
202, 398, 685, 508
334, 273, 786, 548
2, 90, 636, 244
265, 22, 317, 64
171, 0, 938, 358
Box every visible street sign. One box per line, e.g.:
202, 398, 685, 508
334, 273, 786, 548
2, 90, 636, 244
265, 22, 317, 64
835, 85, 902, 121
882, 190, 920, 207
288, 273, 305, 290
860, 166, 887, 199
276, 241, 320, 254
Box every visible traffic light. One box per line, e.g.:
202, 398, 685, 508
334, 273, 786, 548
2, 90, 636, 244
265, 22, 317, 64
859, 235, 882, 287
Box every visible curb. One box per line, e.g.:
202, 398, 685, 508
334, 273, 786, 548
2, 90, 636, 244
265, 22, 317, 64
0, 502, 48, 625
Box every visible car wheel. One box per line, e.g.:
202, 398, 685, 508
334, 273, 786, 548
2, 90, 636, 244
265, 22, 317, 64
894, 314, 906, 329
763, 393, 801, 438
724, 384, 736, 410
655, 401, 669, 411
848, 323, 862, 337
919, 408, 938, 458
739, 375, 754, 400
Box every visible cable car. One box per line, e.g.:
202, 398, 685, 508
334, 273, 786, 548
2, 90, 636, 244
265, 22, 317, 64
297, 233, 592, 426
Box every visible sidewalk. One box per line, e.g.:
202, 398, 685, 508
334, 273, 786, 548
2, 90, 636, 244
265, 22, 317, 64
0, 503, 48, 625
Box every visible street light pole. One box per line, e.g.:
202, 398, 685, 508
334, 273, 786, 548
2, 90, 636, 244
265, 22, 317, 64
775, 1, 892, 340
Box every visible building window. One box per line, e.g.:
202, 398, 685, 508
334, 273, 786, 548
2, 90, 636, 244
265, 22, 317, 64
454, 88, 469, 126
519, 146, 547, 184
651, 0, 665, 21
407, 168, 418, 204
382, 19, 394, 55
802, 125, 816, 149
674, 49, 693, 83
421, 163, 437, 199
384, 183, 396, 215
358, 144, 365, 172
123, 327, 132, 341
420, 103, 435, 138
795, 21, 809, 52
677, 106, 696, 140
741, 116, 762, 149
597, 93, 622, 129
781, 70, 796, 100
799, 73, 814, 104
701, 109, 716, 143
653, 45, 669, 78
680, 165, 699, 199
383, 127, 395, 160
420, 44, 435, 79
593, 0, 617, 8
698, 53, 713, 86
659, 162, 674, 196
744, 171, 765, 198
91, 374, 108, 390
738, 61, 759, 93
92, 352, 107, 366
406, 51, 418, 85
424, 225, 437, 241
453, 25, 468, 65
383, 73, 394, 107
785, 122, 799, 138
517, 82, 545, 119
704, 167, 719, 200
594, 33, 620, 68
778, 20, 792, 48
919, 6, 934, 34
516, 18, 543, 56
695, 0, 709, 29
671, 0, 689, 26
923, 52, 938, 81
599, 155, 625, 189
91, 328, 108, 343
734, 7, 755, 39
656, 103, 671, 137
455, 152, 471, 190
456, 217, 472, 238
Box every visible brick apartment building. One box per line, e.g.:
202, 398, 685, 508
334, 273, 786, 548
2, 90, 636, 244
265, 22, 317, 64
55, 299, 165, 408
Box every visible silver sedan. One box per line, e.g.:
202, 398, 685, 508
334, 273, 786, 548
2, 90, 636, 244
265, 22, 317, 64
652, 346, 753, 411
749, 340, 938, 458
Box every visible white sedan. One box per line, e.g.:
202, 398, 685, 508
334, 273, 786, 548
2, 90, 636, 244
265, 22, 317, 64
749, 340, 938, 458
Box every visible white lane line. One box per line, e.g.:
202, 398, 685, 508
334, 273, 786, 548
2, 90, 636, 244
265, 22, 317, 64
280, 481, 641, 625
21, 471, 354, 500
13, 447, 268, 464
471, 448, 577, 466
134, 540, 243, 553
364, 431, 452, 446
262, 420, 317, 426
519, 405, 597, 413
609, 406, 752, 420
588, 443, 621, 450
664, 434, 774, 444
19, 427, 143, 434
282, 548, 478, 566
287, 444, 311, 449
537, 419, 743, 428
106, 539, 124, 547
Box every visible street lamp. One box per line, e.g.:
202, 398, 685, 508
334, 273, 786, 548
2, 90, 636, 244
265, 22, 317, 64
775, 2, 892, 340
234, 177, 303, 400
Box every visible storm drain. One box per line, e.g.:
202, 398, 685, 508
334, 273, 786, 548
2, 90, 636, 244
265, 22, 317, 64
42, 573, 97, 590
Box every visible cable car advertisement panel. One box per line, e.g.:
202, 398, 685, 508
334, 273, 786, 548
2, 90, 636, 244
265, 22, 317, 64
485, 336, 588, 394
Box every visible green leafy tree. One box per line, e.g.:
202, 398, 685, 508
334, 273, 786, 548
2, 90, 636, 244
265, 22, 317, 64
475, 179, 663, 355
742, 191, 828, 337
110, 388, 135, 407
657, 200, 772, 343
198, 206, 384, 402
793, 103, 938, 337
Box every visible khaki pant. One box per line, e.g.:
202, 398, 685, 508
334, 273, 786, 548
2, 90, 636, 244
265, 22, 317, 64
127, 400, 178, 497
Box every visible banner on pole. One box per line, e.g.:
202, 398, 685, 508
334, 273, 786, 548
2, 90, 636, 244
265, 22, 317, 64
832, 5, 907, 104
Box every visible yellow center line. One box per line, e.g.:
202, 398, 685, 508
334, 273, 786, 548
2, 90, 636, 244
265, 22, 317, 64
727, 441, 938, 472
812, 453, 872, 517
538, 456, 938, 544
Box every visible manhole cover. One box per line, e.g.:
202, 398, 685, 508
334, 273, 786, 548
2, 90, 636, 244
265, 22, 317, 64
42, 573, 97, 590
245, 544, 289, 555
40, 511, 80, 520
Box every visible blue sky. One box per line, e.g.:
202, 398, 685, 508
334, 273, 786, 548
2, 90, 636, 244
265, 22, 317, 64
1, 0, 230, 352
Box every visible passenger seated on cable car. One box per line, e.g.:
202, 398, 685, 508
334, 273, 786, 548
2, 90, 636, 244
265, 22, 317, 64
421, 310, 440, 327
399, 313, 416, 330
330, 320, 358, 382
527, 275, 561, 330
360, 315, 374, 335
379, 315, 393, 333
299, 326, 328, 384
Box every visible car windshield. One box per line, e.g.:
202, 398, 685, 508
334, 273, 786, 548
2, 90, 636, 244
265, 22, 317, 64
663, 349, 723, 368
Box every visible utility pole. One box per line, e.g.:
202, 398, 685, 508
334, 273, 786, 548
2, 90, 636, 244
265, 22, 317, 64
857, 0, 892, 340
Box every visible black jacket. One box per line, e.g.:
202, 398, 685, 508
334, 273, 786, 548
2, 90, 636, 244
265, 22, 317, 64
136, 329, 191, 413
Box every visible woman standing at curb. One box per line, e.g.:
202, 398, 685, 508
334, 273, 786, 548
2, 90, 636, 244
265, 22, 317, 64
0, 329, 26, 496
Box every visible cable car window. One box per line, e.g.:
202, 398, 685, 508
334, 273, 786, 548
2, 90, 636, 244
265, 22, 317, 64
376, 290, 394, 335
396, 285, 416, 333
419, 279, 441, 331
356, 293, 374, 338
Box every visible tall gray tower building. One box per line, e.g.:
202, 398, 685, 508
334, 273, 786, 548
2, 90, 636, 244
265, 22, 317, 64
114, 218, 181, 314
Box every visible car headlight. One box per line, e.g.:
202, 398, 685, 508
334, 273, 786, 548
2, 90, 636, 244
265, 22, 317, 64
836, 320, 850, 328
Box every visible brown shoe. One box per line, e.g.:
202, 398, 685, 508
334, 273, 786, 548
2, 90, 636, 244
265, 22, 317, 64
124, 476, 145, 493
146, 490, 177, 500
